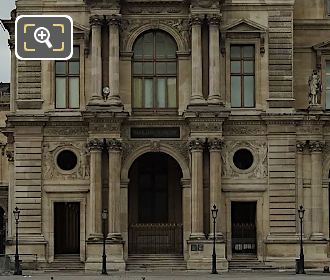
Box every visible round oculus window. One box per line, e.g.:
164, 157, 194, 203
233, 149, 254, 170
56, 150, 78, 171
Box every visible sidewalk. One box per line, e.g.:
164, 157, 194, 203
3, 270, 330, 280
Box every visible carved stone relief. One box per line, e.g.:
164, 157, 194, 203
221, 141, 268, 179
44, 126, 89, 136
191, 0, 220, 9
42, 142, 90, 180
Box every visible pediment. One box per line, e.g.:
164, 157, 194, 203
222, 19, 267, 33
313, 40, 330, 51
73, 23, 89, 34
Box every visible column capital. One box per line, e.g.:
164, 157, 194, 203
88, 138, 103, 151
106, 138, 122, 151
89, 15, 103, 27
207, 14, 221, 26
296, 141, 306, 153
189, 138, 205, 152
208, 138, 223, 151
106, 14, 121, 26
190, 15, 204, 26
309, 141, 325, 152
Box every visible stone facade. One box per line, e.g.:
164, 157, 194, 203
1, 0, 330, 271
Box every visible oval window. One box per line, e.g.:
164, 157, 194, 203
233, 149, 254, 170
57, 150, 78, 171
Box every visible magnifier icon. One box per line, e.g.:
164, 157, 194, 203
34, 27, 53, 49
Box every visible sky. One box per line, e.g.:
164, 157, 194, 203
0, 0, 16, 83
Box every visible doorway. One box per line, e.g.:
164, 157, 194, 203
231, 202, 257, 256
128, 152, 183, 254
54, 202, 80, 255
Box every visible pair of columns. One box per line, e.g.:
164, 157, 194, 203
88, 138, 122, 240
189, 138, 223, 239
89, 15, 122, 105
190, 15, 222, 105
296, 140, 324, 240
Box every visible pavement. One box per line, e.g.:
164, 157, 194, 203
2, 271, 330, 280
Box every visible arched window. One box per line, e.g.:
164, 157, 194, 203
132, 31, 177, 110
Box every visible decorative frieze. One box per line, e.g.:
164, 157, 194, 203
44, 126, 89, 136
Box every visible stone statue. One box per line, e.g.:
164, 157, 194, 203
308, 70, 322, 105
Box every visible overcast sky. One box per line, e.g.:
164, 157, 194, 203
0, 0, 16, 83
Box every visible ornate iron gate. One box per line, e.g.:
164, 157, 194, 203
129, 223, 183, 254
232, 222, 257, 254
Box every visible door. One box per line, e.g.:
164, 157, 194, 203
231, 202, 257, 255
54, 202, 80, 255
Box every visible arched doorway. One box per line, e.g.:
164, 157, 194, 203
128, 152, 183, 255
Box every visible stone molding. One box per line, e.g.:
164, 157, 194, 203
88, 138, 104, 151
189, 138, 205, 152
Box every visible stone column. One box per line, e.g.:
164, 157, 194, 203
207, 15, 221, 105
6, 150, 14, 239
190, 16, 206, 105
310, 141, 324, 240
189, 139, 205, 239
107, 139, 122, 240
296, 141, 305, 210
8, 37, 16, 112
89, 15, 103, 104
88, 139, 103, 239
107, 15, 122, 106
208, 138, 223, 237
302, 145, 312, 237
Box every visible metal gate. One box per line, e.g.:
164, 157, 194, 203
232, 222, 257, 254
129, 223, 183, 254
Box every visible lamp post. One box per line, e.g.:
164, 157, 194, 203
297, 205, 305, 274
211, 204, 218, 274
101, 209, 108, 275
13, 207, 21, 275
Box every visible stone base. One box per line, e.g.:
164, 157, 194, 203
308, 104, 323, 112
186, 240, 227, 271
85, 240, 125, 271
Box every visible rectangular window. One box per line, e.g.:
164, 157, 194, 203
230, 45, 255, 108
55, 46, 80, 109
326, 61, 330, 109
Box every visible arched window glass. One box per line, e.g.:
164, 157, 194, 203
133, 31, 177, 110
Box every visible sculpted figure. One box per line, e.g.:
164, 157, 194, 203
308, 70, 322, 105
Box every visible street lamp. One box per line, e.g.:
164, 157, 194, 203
297, 205, 305, 274
211, 204, 218, 274
13, 207, 22, 275
101, 209, 108, 275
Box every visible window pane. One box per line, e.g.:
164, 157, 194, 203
69, 77, 79, 108
156, 32, 176, 59
231, 76, 241, 107
244, 61, 254, 74
326, 61, 330, 74
327, 76, 330, 87
143, 32, 154, 59
133, 62, 143, 74
167, 78, 177, 108
156, 78, 166, 108
133, 78, 143, 108
231, 46, 241, 59
231, 61, 241, 74
328, 0, 330, 15
243, 46, 254, 58
327, 90, 330, 109
72, 47, 80, 59
56, 77, 66, 108
167, 62, 176, 74
56, 62, 66, 74
134, 38, 143, 59
244, 76, 254, 107
144, 79, 153, 108
156, 62, 166, 74
69, 62, 79, 75
143, 62, 153, 75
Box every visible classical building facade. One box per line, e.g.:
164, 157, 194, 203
2, 0, 330, 271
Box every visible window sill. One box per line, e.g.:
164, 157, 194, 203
132, 108, 179, 116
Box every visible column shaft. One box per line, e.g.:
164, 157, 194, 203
88, 139, 103, 239
9, 39, 16, 112
302, 150, 312, 237
208, 16, 221, 105
6, 151, 14, 239
107, 139, 122, 239
310, 141, 324, 240
190, 16, 205, 105
189, 139, 205, 239
89, 16, 103, 103
296, 142, 304, 209
108, 16, 122, 105
209, 139, 223, 236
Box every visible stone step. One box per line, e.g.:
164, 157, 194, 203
229, 259, 274, 271
45, 255, 84, 272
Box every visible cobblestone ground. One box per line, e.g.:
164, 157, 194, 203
3, 271, 330, 280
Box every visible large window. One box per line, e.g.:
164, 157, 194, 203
132, 31, 177, 110
230, 45, 255, 108
55, 46, 80, 109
